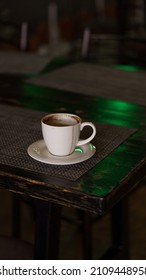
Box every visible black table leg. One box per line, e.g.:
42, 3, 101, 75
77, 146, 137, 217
34, 199, 62, 260
12, 193, 21, 238
101, 196, 129, 259
111, 197, 129, 259
76, 209, 92, 259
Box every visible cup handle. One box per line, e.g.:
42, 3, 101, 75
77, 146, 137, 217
77, 122, 96, 146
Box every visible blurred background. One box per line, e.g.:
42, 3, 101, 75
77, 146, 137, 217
0, 0, 98, 52
0, 0, 146, 66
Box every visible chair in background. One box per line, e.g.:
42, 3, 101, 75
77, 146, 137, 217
81, 27, 119, 65
117, 0, 146, 67
81, 0, 146, 68
0, 20, 28, 52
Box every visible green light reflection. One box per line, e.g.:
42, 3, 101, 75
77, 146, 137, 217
113, 64, 141, 72
89, 143, 95, 151
90, 98, 140, 128
80, 129, 145, 197
75, 148, 83, 153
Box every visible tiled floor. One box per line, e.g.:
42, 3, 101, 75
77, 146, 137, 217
0, 180, 146, 259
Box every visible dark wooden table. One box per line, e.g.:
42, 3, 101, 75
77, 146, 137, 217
0, 63, 146, 260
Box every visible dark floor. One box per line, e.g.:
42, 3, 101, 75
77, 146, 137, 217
0, 179, 146, 259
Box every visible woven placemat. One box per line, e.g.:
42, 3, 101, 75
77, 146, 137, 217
0, 104, 137, 181
27, 62, 146, 106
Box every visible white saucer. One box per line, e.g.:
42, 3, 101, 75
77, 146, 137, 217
27, 139, 96, 165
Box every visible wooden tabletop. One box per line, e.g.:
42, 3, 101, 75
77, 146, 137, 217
0, 63, 146, 217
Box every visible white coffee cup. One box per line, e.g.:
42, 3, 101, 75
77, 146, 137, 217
41, 113, 96, 156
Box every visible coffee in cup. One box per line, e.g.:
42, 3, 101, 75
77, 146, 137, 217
41, 113, 96, 156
